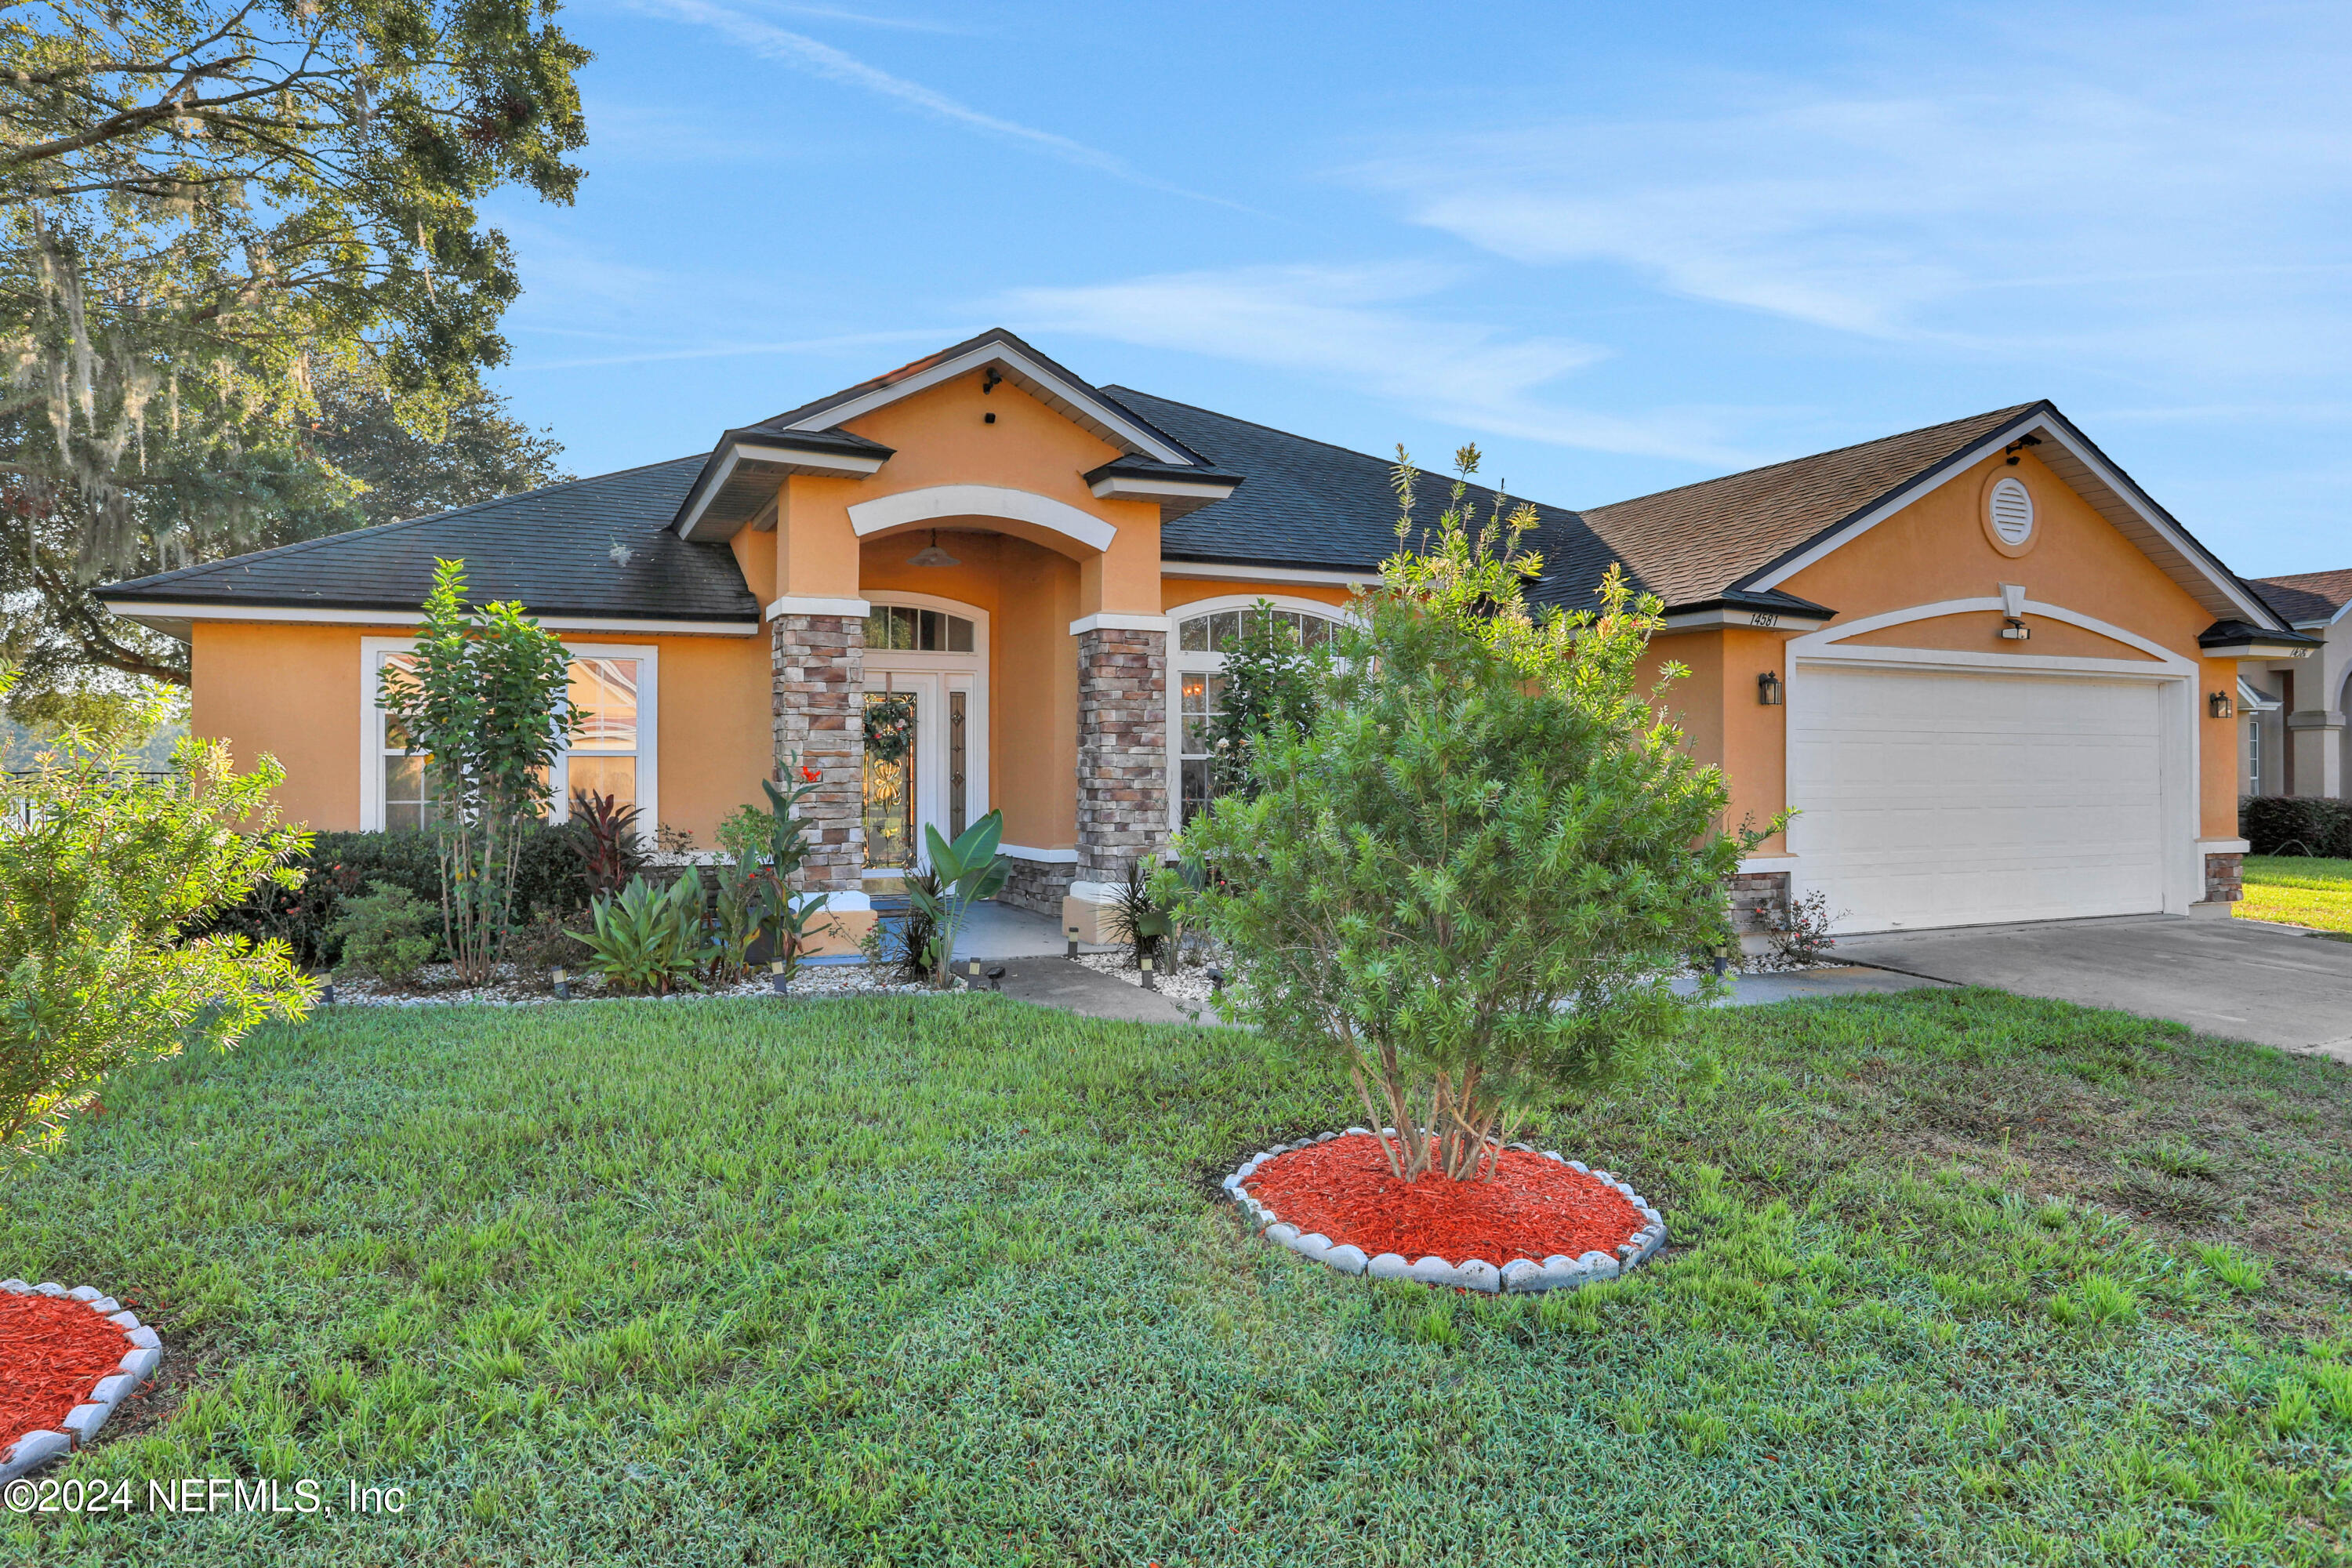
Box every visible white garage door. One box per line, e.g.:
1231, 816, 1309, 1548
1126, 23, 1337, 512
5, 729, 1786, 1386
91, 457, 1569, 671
1788, 665, 2168, 932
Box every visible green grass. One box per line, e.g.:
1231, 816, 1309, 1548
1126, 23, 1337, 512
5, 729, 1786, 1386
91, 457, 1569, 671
7, 990, 2352, 1564
2239, 855, 2352, 934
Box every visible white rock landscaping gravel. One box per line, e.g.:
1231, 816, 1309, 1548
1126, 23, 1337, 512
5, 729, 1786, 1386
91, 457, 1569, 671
1223, 1133, 1668, 1294
325, 960, 940, 1007
0, 1279, 161, 1483
1071, 951, 1223, 1007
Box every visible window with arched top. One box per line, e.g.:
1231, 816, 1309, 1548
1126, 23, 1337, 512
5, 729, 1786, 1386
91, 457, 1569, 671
1171, 600, 1346, 828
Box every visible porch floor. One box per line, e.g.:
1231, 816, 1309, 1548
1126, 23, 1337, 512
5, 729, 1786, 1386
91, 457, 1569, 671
869, 897, 1121, 962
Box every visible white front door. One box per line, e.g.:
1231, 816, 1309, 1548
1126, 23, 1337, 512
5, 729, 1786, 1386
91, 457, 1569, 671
1788, 664, 2169, 931
862, 668, 980, 877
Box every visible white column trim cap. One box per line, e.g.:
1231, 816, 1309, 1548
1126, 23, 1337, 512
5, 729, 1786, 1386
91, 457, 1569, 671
2197, 837, 2252, 854
1069, 613, 1172, 636
1066, 880, 1121, 904
766, 596, 873, 620
1001, 843, 1080, 863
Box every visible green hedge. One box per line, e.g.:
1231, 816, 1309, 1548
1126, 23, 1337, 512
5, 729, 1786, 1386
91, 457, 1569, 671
2241, 795, 2352, 858
201, 826, 592, 969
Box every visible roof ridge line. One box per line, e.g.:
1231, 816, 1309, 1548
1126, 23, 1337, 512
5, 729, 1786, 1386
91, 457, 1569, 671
1104, 385, 1577, 517
103, 455, 706, 594
1584, 401, 2045, 514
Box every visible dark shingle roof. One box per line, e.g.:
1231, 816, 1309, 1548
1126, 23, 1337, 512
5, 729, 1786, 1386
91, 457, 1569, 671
1105, 387, 1642, 610
102, 457, 759, 624
2252, 568, 2352, 626
1579, 404, 2042, 604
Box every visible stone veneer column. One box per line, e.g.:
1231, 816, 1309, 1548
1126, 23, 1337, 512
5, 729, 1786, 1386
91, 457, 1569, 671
771, 612, 871, 945
1065, 622, 1168, 940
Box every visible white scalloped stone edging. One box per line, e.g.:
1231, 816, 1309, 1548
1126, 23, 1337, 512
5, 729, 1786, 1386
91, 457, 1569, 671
0, 1279, 162, 1484
1223, 1131, 1668, 1294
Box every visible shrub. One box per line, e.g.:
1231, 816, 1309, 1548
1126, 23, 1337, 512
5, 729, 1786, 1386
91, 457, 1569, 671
578, 871, 707, 995
505, 909, 587, 983
0, 681, 312, 1163
2241, 795, 2352, 858
328, 881, 441, 985
1758, 888, 1840, 969
565, 788, 644, 898
200, 826, 589, 967
710, 770, 833, 989
378, 558, 578, 984
1204, 600, 1322, 797
1174, 447, 1770, 1183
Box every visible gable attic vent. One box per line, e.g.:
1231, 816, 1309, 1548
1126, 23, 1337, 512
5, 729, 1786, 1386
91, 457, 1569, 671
1987, 476, 2034, 546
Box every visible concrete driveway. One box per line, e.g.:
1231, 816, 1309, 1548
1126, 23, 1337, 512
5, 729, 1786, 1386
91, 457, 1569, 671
1833, 916, 2352, 1058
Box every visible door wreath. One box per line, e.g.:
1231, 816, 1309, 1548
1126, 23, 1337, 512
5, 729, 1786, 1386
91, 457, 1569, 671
864, 692, 918, 767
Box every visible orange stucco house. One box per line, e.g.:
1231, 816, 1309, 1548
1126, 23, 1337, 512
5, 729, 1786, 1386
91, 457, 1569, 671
100, 330, 2316, 943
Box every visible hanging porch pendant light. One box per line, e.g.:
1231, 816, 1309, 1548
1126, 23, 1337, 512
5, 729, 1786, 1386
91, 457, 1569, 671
907, 528, 958, 568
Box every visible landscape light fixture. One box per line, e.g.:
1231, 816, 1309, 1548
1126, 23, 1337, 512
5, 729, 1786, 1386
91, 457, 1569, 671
2209, 691, 2235, 720
1756, 670, 1784, 706
550, 967, 569, 1001
1067, 924, 1080, 959
1138, 955, 1156, 992
769, 959, 789, 996
907, 528, 959, 568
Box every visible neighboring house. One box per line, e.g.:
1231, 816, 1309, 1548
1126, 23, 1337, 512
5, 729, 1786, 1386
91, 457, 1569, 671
99, 329, 2314, 946
2244, 570, 2352, 800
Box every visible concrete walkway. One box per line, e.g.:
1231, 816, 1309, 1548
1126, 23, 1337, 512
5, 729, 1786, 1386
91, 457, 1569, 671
1832, 914, 2352, 1058
984, 957, 1197, 1024
1672, 965, 1950, 1005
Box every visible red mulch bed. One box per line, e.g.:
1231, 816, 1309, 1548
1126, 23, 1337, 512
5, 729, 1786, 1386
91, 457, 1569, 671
1244, 1133, 1646, 1267
0, 1294, 132, 1454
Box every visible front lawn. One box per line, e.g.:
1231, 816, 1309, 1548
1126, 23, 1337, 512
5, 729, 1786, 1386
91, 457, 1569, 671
2239, 855, 2352, 934
6, 992, 2352, 1564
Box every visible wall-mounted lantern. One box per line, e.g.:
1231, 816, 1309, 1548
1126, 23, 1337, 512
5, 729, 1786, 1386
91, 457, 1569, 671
2209, 691, 2235, 720
1757, 670, 1784, 706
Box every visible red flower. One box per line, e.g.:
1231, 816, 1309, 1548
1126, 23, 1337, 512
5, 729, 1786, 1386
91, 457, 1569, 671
800, 765, 820, 782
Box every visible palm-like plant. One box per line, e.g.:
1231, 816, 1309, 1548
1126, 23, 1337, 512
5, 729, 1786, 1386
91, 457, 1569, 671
902, 810, 1008, 988
1105, 857, 1173, 967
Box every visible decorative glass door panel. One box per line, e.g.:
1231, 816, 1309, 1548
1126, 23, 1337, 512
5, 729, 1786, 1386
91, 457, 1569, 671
862, 690, 917, 871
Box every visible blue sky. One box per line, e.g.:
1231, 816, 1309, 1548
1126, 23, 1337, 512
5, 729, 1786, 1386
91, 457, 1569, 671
485, 0, 2352, 577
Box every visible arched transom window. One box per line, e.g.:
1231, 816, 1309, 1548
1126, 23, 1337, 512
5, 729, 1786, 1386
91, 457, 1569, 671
1171, 601, 1345, 828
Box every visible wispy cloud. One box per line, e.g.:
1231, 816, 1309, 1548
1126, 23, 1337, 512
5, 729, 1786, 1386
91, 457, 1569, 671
1356, 12, 2352, 378
738, 0, 974, 33
999, 263, 1747, 465
624, 0, 1235, 206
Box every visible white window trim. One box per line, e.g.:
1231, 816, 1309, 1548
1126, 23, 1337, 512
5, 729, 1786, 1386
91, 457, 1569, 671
359, 636, 660, 837
1165, 593, 1354, 834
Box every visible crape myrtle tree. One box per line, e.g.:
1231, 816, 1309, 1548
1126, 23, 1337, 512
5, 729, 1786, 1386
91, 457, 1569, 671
1174, 448, 1777, 1184
0, 0, 590, 691
376, 557, 575, 985
0, 666, 312, 1167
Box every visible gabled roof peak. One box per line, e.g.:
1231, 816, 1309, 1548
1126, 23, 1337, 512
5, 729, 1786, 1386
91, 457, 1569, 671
671, 328, 1223, 540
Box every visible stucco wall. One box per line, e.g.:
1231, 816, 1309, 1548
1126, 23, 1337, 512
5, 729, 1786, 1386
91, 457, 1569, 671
191, 621, 383, 831
1645, 625, 1790, 856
